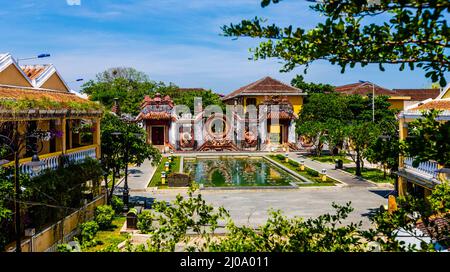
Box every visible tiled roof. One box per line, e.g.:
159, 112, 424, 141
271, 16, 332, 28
410, 99, 450, 111
20, 65, 50, 80
223, 77, 304, 100
139, 112, 173, 120
335, 82, 396, 96
0, 85, 90, 104
335, 82, 440, 101
393, 88, 441, 101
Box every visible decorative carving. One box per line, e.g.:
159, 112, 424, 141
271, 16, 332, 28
243, 129, 257, 148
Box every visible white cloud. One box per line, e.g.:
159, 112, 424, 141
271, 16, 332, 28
67, 0, 81, 6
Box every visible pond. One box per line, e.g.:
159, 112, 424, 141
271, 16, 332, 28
183, 157, 304, 187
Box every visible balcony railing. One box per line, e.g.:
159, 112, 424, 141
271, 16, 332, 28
403, 157, 438, 179
18, 145, 98, 178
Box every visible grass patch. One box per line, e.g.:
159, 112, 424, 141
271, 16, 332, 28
308, 155, 352, 164
84, 216, 128, 252
343, 167, 395, 184
148, 156, 181, 187
269, 155, 336, 186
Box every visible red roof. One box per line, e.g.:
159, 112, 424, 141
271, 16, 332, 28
393, 89, 440, 101
20, 65, 50, 80
335, 82, 396, 96
335, 82, 440, 101
223, 77, 304, 101
410, 99, 450, 111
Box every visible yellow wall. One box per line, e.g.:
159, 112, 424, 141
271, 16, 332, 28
388, 99, 405, 111
242, 95, 303, 115
0, 64, 33, 87
6, 195, 106, 252
442, 88, 450, 99
40, 73, 69, 92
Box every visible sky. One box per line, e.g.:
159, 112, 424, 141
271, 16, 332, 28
0, 0, 446, 94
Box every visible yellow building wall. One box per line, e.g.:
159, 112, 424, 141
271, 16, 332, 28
0, 64, 33, 87
37, 120, 50, 154
242, 95, 303, 115
40, 73, 69, 92
441, 88, 450, 99
388, 99, 405, 111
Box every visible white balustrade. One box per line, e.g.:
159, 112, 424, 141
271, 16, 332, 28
66, 147, 97, 164
18, 147, 97, 178
404, 157, 438, 178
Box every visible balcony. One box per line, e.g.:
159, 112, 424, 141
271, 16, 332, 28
17, 145, 98, 178
403, 157, 439, 179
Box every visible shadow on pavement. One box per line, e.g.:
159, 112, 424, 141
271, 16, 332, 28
369, 189, 396, 199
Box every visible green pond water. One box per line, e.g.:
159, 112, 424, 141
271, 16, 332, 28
183, 157, 302, 187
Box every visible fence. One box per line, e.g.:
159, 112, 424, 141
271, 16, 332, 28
6, 194, 106, 252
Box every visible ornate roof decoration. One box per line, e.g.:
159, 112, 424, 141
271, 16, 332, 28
136, 93, 174, 121
260, 95, 295, 119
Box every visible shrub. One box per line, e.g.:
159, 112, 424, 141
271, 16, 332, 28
137, 210, 154, 234
306, 168, 319, 177
95, 205, 115, 230
288, 160, 299, 167
80, 221, 99, 246
275, 154, 286, 161
111, 196, 124, 214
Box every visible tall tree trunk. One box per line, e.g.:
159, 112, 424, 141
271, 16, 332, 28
355, 149, 362, 177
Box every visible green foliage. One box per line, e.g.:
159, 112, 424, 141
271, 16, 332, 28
0, 98, 103, 112
128, 188, 229, 252
101, 112, 161, 202
403, 109, 450, 167
291, 74, 335, 94
56, 243, 73, 252
137, 210, 154, 234
347, 122, 381, 176
82, 68, 224, 115
80, 221, 99, 247
95, 205, 115, 230
0, 167, 13, 251
306, 168, 319, 177
223, 0, 450, 86
111, 195, 124, 214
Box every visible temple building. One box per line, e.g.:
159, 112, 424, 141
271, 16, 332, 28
0, 53, 103, 177
136, 76, 306, 151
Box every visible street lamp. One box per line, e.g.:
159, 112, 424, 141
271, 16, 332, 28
359, 80, 375, 122
0, 131, 43, 253
16, 53, 51, 64
111, 131, 143, 212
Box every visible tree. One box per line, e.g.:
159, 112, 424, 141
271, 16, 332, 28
83, 68, 224, 115
291, 75, 335, 94
296, 121, 326, 156
346, 121, 381, 176
95, 67, 150, 83
82, 77, 177, 116
403, 109, 450, 167
223, 0, 450, 86
0, 167, 13, 251
100, 113, 161, 203
325, 119, 349, 156
298, 93, 351, 122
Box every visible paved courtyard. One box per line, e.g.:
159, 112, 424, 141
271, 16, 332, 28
131, 186, 391, 229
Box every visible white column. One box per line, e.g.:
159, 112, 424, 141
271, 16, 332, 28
288, 120, 296, 143
194, 118, 204, 147
169, 121, 176, 147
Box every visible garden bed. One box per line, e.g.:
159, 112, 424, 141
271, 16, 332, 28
307, 155, 352, 164
84, 216, 128, 252
269, 155, 337, 186
343, 167, 395, 184
148, 156, 181, 188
